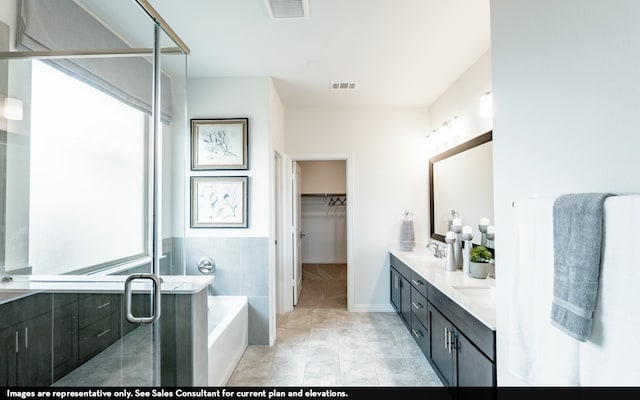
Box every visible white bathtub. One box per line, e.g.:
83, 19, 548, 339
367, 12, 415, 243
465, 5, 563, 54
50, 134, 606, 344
207, 296, 248, 386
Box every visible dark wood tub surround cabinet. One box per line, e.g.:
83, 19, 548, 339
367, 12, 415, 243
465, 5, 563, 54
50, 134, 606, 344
390, 253, 497, 387
0, 292, 148, 386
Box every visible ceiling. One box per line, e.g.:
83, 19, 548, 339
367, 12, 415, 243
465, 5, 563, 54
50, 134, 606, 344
147, 0, 491, 108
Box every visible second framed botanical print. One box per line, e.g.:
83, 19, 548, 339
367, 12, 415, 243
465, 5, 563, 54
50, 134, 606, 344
191, 118, 248, 170
191, 176, 248, 228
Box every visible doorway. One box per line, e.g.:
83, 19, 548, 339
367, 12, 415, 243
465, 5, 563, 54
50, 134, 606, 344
287, 157, 350, 311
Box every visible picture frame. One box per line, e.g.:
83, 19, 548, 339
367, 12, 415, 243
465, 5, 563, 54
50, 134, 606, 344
191, 176, 249, 228
191, 118, 248, 170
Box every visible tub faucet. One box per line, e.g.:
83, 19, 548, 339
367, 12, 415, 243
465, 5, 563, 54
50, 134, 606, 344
426, 242, 445, 258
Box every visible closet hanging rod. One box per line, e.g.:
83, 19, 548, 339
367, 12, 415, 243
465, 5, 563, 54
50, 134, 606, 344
301, 193, 346, 197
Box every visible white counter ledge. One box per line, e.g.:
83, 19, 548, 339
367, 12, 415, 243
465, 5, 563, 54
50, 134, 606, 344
389, 247, 496, 330
0, 275, 214, 304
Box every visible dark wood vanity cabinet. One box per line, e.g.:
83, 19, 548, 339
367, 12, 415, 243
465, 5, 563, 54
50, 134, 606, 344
0, 293, 70, 386
389, 253, 497, 387
390, 254, 430, 358
428, 283, 496, 387
390, 265, 411, 329
0, 292, 149, 386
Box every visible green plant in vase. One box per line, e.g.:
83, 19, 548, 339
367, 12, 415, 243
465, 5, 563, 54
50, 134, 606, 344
469, 245, 493, 279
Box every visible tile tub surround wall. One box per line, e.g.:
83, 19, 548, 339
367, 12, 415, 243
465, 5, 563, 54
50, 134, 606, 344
176, 236, 270, 345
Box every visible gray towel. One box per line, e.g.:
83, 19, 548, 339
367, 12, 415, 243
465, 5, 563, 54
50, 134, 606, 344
400, 219, 415, 250
551, 192, 614, 341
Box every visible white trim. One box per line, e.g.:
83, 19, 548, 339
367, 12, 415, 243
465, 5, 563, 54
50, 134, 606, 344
350, 304, 396, 313
283, 153, 354, 312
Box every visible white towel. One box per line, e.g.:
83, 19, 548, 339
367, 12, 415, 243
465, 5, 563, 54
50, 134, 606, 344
579, 195, 640, 385
507, 198, 580, 386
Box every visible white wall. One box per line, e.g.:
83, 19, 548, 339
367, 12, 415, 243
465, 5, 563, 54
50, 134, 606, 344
186, 77, 272, 237
491, 0, 640, 385
428, 50, 492, 156
286, 107, 429, 311
299, 160, 346, 194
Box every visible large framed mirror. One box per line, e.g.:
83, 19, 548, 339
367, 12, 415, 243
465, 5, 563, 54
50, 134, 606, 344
429, 131, 494, 250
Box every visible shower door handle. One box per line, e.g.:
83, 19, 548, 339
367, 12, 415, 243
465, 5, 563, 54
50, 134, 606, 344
124, 273, 161, 324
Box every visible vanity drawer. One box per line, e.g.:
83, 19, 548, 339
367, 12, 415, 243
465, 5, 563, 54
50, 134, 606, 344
411, 286, 429, 328
78, 311, 120, 361
411, 313, 430, 358
78, 294, 120, 329
410, 271, 428, 298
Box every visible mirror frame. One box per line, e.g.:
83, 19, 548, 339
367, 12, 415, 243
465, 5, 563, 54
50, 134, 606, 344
429, 130, 493, 247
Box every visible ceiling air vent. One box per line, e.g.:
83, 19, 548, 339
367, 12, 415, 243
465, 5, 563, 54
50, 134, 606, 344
265, 0, 310, 19
331, 82, 357, 91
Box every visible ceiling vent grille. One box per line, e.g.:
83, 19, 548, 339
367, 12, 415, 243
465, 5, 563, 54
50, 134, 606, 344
331, 82, 357, 91
265, 0, 309, 19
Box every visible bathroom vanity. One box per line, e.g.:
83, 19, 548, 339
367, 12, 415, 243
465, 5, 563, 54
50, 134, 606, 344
389, 248, 496, 387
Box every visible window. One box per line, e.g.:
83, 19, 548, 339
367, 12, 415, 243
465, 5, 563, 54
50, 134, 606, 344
29, 60, 148, 274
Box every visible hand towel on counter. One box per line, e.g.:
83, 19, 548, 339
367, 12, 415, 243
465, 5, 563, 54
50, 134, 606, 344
399, 212, 415, 250
551, 192, 615, 342
507, 198, 580, 386
580, 195, 640, 385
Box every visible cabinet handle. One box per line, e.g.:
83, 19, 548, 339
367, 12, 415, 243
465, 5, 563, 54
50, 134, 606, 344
412, 301, 423, 310
97, 329, 112, 338
24, 327, 28, 349
448, 330, 454, 354
444, 327, 449, 349
97, 301, 111, 309
411, 279, 423, 286
15, 331, 18, 353
394, 275, 398, 289
412, 328, 423, 338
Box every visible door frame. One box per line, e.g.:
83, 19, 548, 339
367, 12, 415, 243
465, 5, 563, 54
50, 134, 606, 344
279, 153, 353, 313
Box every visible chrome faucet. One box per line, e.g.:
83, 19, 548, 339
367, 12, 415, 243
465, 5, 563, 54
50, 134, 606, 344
426, 242, 445, 258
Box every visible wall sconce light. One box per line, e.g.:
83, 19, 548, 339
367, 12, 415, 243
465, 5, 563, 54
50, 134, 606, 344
450, 115, 465, 135
1, 97, 24, 121
430, 115, 463, 138
480, 90, 492, 118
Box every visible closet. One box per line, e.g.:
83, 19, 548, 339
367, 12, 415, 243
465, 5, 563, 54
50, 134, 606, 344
296, 160, 347, 308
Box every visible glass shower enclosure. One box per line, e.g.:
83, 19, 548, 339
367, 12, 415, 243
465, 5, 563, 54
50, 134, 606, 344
0, 0, 194, 386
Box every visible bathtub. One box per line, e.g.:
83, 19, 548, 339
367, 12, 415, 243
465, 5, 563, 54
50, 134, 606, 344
207, 296, 249, 386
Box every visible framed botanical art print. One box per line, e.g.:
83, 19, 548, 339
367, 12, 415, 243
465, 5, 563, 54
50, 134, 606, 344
191, 118, 248, 170
191, 176, 248, 228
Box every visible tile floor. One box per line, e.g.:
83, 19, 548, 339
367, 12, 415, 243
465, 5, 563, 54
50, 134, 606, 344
226, 264, 442, 387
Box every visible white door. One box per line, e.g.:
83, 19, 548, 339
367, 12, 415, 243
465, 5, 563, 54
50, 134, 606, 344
292, 161, 304, 305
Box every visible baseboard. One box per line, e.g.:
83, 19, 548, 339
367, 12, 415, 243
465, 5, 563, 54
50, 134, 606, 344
349, 303, 396, 313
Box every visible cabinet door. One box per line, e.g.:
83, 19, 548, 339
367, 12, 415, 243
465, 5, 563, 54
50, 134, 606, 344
390, 267, 402, 314
429, 305, 454, 386
455, 331, 495, 387
53, 301, 79, 381
0, 325, 18, 386
18, 312, 53, 386
399, 275, 411, 329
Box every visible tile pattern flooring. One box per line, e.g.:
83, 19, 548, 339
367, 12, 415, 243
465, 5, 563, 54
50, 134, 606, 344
295, 263, 347, 309
227, 264, 442, 387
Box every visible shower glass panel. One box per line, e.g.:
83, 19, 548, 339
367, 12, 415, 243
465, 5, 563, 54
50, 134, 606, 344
0, 0, 189, 387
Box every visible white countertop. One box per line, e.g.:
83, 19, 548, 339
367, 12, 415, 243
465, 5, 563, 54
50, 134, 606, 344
0, 275, 214, 304
390, 246, 496, 330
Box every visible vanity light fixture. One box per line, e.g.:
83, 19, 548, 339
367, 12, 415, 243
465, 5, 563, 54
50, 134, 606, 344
429, 115, 463, 138
480, 90, 493, 118
1, 97, 23, 121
